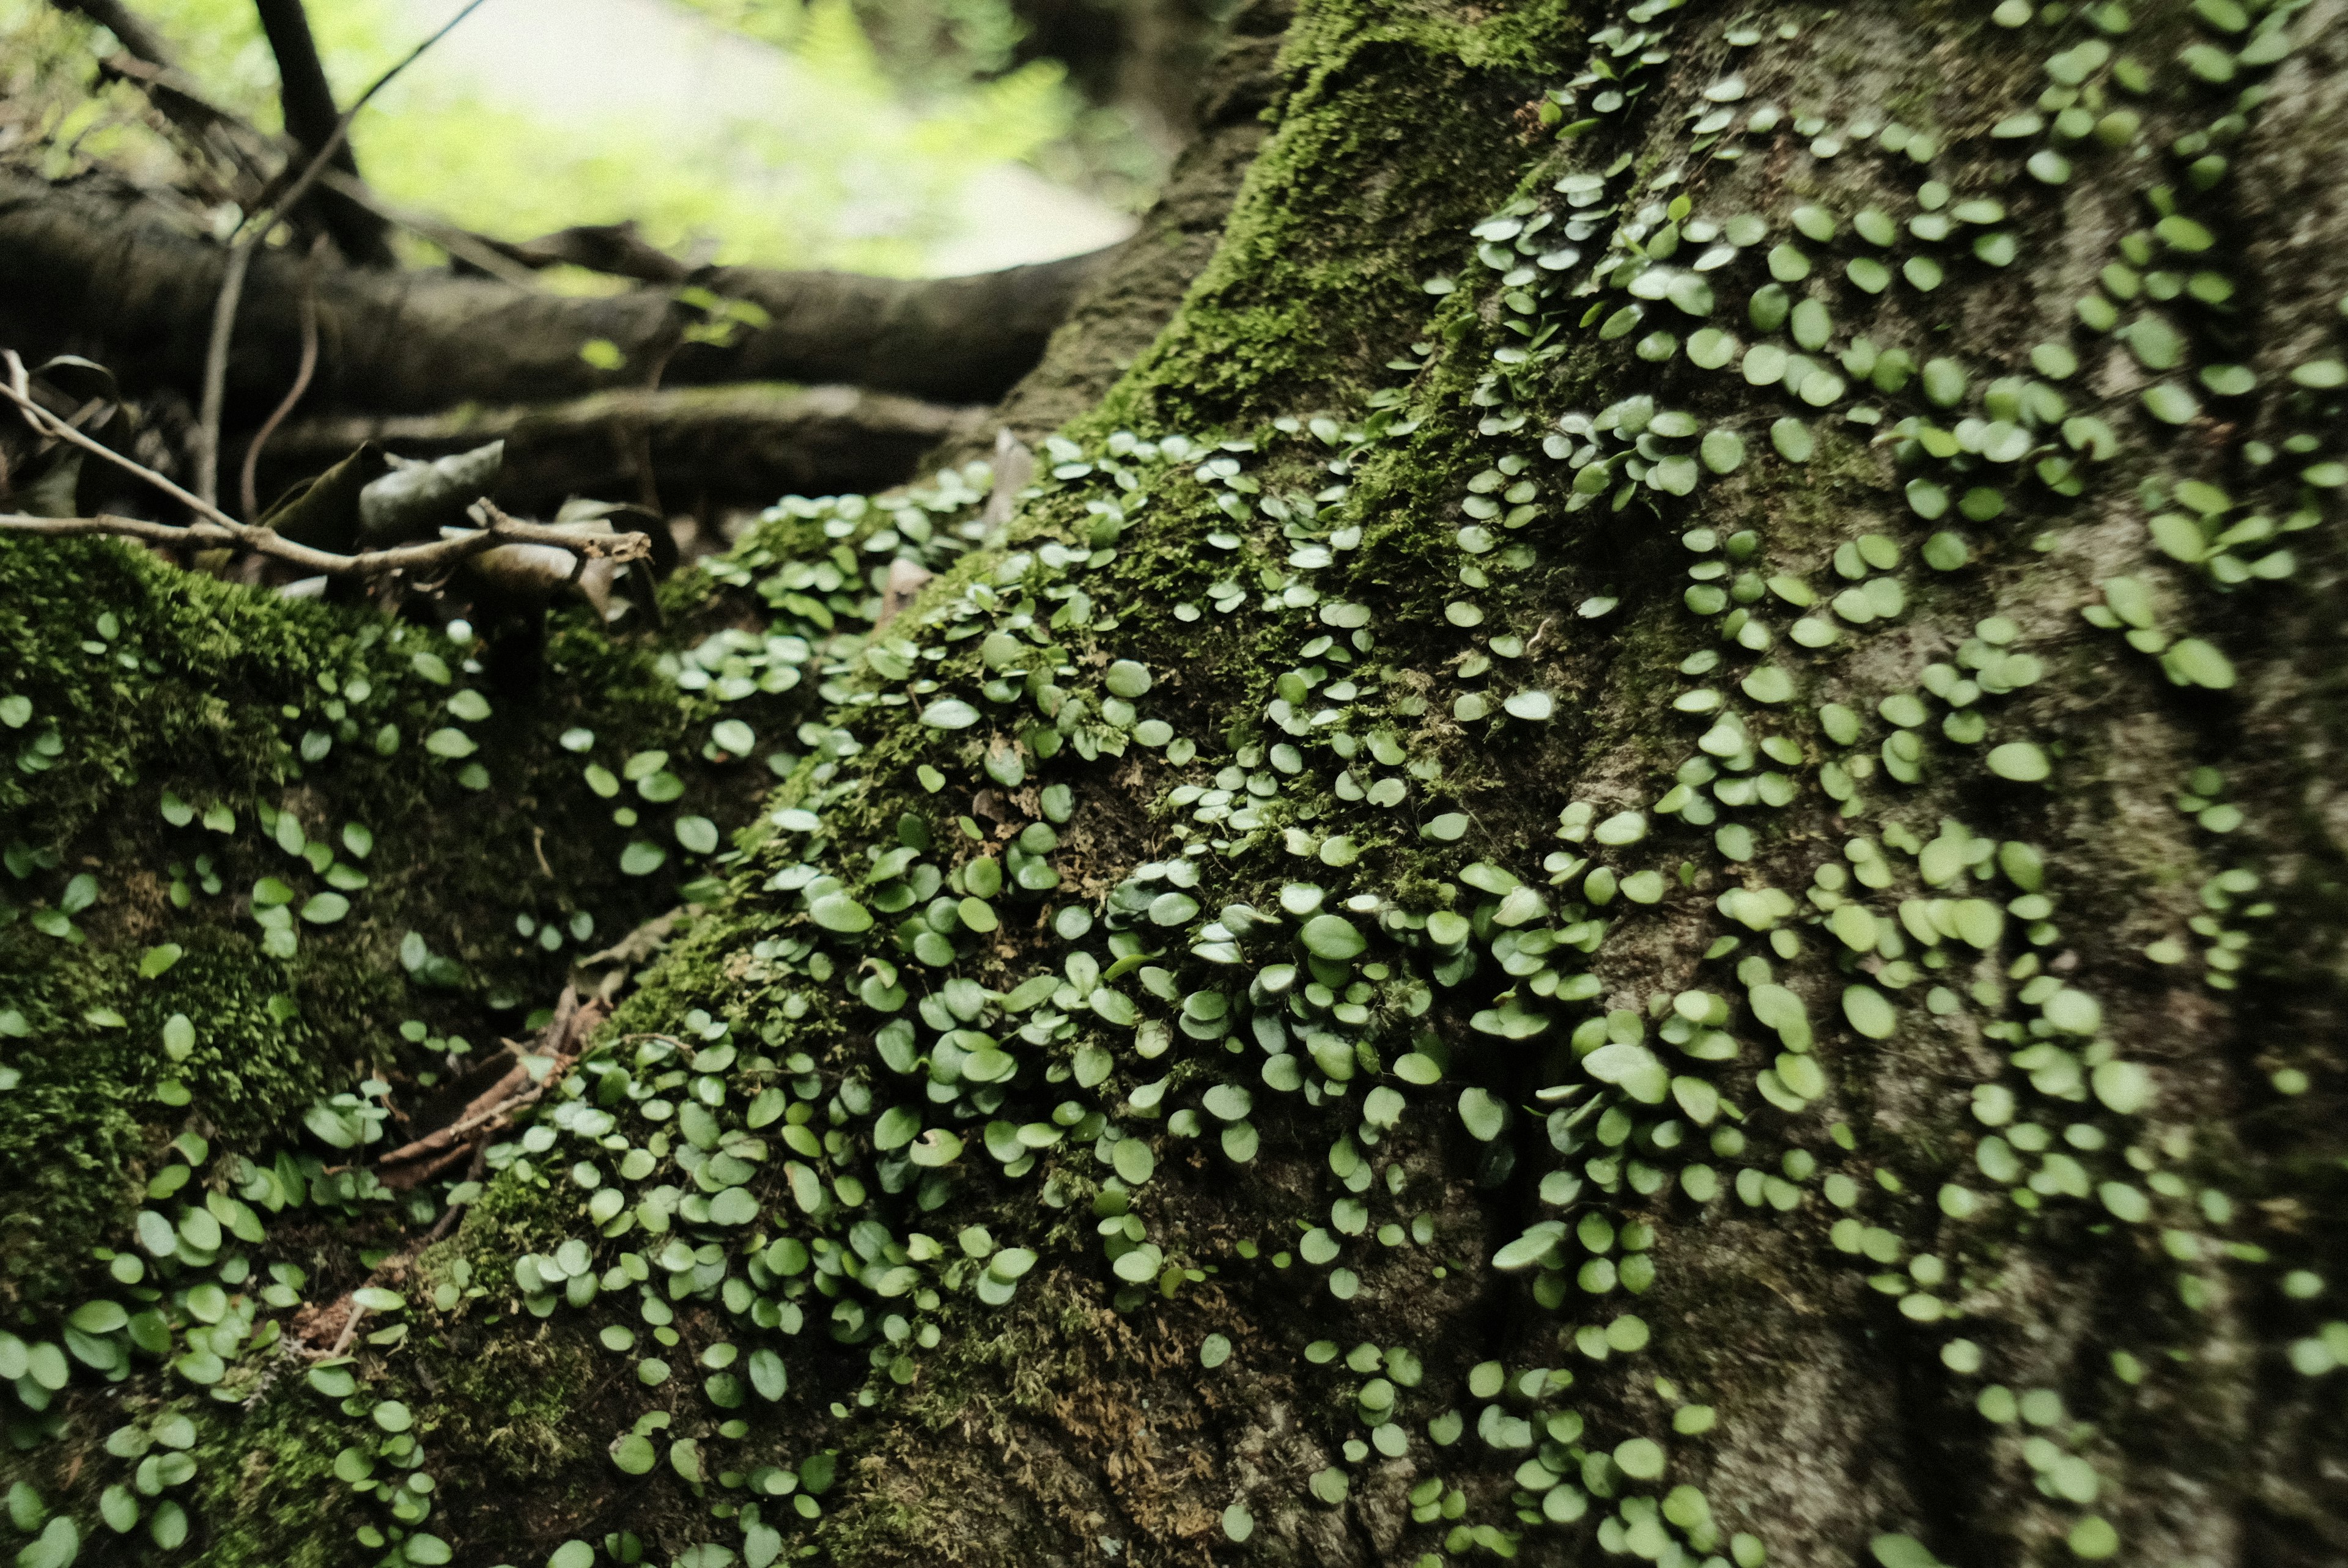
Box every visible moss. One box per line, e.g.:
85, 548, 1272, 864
1091, 0, 1578, 437
178, 1386, 356, 1568
0, 537, 707, 1301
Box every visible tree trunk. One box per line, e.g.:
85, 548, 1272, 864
4, 4, 2347, 1568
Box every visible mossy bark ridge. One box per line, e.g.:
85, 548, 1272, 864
5, 0, 2347, 1566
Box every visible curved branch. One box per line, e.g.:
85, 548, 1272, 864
238, 262, 320, 519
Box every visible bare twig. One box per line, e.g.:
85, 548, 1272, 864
10, 349, 245, 531
325, 1305, 367, 1356
196, 0, 493, 513
317, 1128, 479, 1356
239, 252, 321, 520
297, 992, 598, 1360
370, 1083, 543, 1176
252, 0, 394, 265
0, 504, 651, 578
230, 0, 492, 251
4, 353, 651, 576
193, 242, 251, 507
0, 505, 649, 575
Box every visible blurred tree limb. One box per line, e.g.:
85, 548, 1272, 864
0, 352, 651, 578
0, 171, 1112, 415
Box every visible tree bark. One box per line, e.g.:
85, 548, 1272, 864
4, 4, 2348, 1568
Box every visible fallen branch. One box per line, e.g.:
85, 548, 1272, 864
375, 988, 605, 1183
369, 1075, 544, 1183
0, 505, 650, 576
0, 172, 1112, 413
260, 381, 989, 513
304, 992, 602, 1355
238, 254, 320, 520
4, 350, 652, 576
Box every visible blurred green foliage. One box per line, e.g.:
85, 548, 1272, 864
0, 0, 1150, 276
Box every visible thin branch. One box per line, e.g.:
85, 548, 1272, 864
251, 0, 391, 265
239, 253, 320, 519
325, 1303, 368, 1357
193, 242, 251, 508
0, 507, 650, 576
0, 512, 235, 548
5, 353, 651, 578
195, 0, 493, 513
229, 0, 493, 250
9, 348, 246, 532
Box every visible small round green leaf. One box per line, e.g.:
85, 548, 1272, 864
1301, 914, 1366, 960
1987, 742, 2050, 782
808, 893, 874, 933
1842, 985, 1897, 1040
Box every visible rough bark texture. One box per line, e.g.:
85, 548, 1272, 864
4, 4, 2347, 1568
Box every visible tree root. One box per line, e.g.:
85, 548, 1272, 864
298, 988, 607, 1356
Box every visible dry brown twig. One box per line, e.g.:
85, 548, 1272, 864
1, 350, 652, 578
